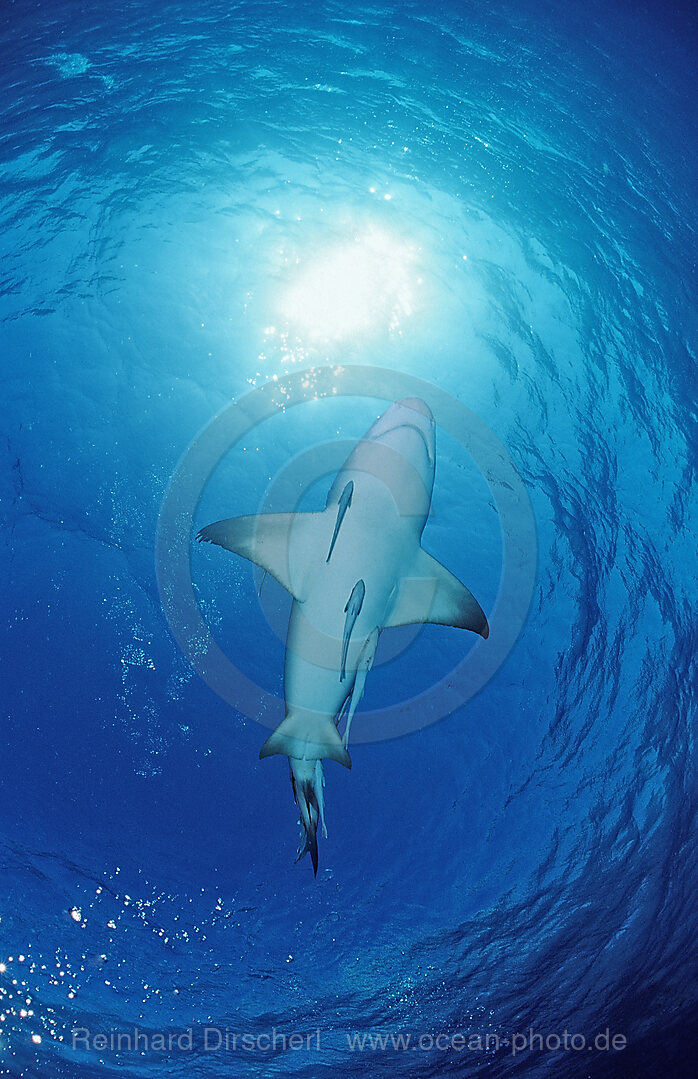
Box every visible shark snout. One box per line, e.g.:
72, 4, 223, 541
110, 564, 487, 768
364, 397, 436, 495
396, 397, 434, 423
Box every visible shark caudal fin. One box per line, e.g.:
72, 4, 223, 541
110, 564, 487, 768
260, 714, 347, 876
289, 758, 327, 876
259, 712, 352, 769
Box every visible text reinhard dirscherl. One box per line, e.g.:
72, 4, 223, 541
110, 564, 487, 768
71, 1026, 627, 1057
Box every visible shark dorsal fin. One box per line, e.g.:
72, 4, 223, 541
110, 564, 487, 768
386, 548, 489, 638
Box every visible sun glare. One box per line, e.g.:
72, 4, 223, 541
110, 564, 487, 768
281, 229, 416, 342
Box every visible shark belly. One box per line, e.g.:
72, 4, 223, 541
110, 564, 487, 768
283, 475, 413, 728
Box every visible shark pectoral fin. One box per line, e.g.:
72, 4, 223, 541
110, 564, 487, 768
196, 512, 324, 601
259, 713, 352, 768
386, 548, 489, 638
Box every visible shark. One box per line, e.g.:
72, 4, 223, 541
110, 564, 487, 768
197, 397, 489, 874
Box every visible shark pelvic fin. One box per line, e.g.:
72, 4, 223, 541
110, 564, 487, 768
386, 548, 489, 638
196, 512, 324, 601
259, 712, 352, 768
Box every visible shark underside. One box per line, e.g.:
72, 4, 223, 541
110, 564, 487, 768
197, 397, 488, 874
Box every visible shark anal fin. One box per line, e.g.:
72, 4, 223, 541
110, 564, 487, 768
196, 512, 324, 601
386, 548, 489, 638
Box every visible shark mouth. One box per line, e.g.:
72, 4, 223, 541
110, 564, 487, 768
375, 421, 434, 467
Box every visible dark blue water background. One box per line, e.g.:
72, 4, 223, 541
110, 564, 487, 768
1, 0, 696, 1075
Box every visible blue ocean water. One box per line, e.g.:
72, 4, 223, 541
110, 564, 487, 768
1, 0, 696, 1075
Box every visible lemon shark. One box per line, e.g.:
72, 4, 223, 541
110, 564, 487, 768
197, 398, 489, 874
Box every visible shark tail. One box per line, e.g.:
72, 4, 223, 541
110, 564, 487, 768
290, 759, 327, 876
259, 713, 348, 876
259, 712, 351, 769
